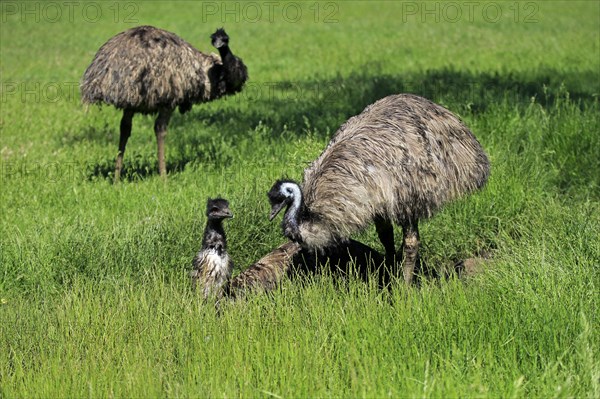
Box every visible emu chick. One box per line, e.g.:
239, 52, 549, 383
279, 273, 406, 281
191, 198, 234, 300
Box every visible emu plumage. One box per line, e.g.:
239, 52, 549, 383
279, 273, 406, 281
268, 93, 490, 283
80, 26, 247, 180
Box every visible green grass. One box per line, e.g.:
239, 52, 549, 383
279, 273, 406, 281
1, 1, 599, 397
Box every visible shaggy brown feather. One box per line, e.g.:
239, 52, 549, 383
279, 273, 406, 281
227, 241, 301, 298
81, 25, 242, 113
302, 94, 489, 241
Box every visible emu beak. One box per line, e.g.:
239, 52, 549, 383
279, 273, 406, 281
217, 209, 233, 219
269, 203, 286, 221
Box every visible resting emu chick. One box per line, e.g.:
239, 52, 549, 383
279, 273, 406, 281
190, 198, 234, 300
227, 241, 302, 299
80, 26, 248, 181
227, 240, 386, 299
268, 94, 490, 284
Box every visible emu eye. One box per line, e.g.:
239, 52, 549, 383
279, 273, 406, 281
211, 207, 219, 213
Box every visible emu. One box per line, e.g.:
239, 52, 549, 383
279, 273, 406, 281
190, 198, 234, 300
80, 26, 247, 181
267, 93, 490, 284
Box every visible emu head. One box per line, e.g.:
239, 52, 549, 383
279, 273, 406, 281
267, 180, 301, 221
210, 28, 229, 49
206, 198, 233, 220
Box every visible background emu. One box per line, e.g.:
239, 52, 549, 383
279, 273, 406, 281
268, 93, 490, 284
190, 198, 234, 300
80, 26, 248, 181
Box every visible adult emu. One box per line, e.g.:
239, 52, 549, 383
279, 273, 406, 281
80, 26, 247, 181
268, 94, 490, 284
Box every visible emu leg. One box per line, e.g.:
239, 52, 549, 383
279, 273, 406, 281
375, 217, 396, 285
114, 109, 134, 183
401, 220, 420, 285
154, 109, 173, 178
375, 217, 395, 259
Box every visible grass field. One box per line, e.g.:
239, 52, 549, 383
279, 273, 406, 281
1, 1, 599, 397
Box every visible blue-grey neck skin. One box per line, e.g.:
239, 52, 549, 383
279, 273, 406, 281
283, 209, 300, 242
202, 219, 227, 255
280, 182, 303, 242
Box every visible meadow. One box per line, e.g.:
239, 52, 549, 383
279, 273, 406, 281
1, 1, 599, 397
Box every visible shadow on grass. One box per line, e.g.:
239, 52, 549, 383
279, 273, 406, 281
184, 66, 597, 136
83, 66, 598, 181
62, 124, 115, 147
88, 155, 196, 183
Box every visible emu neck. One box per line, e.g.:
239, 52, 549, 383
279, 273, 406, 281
283, 191, 304, 242
218, 46, 234, 65
202, 219, 227, 253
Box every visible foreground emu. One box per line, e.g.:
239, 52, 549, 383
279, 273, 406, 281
268, 94, 490, 284
81, 26, 247, 180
